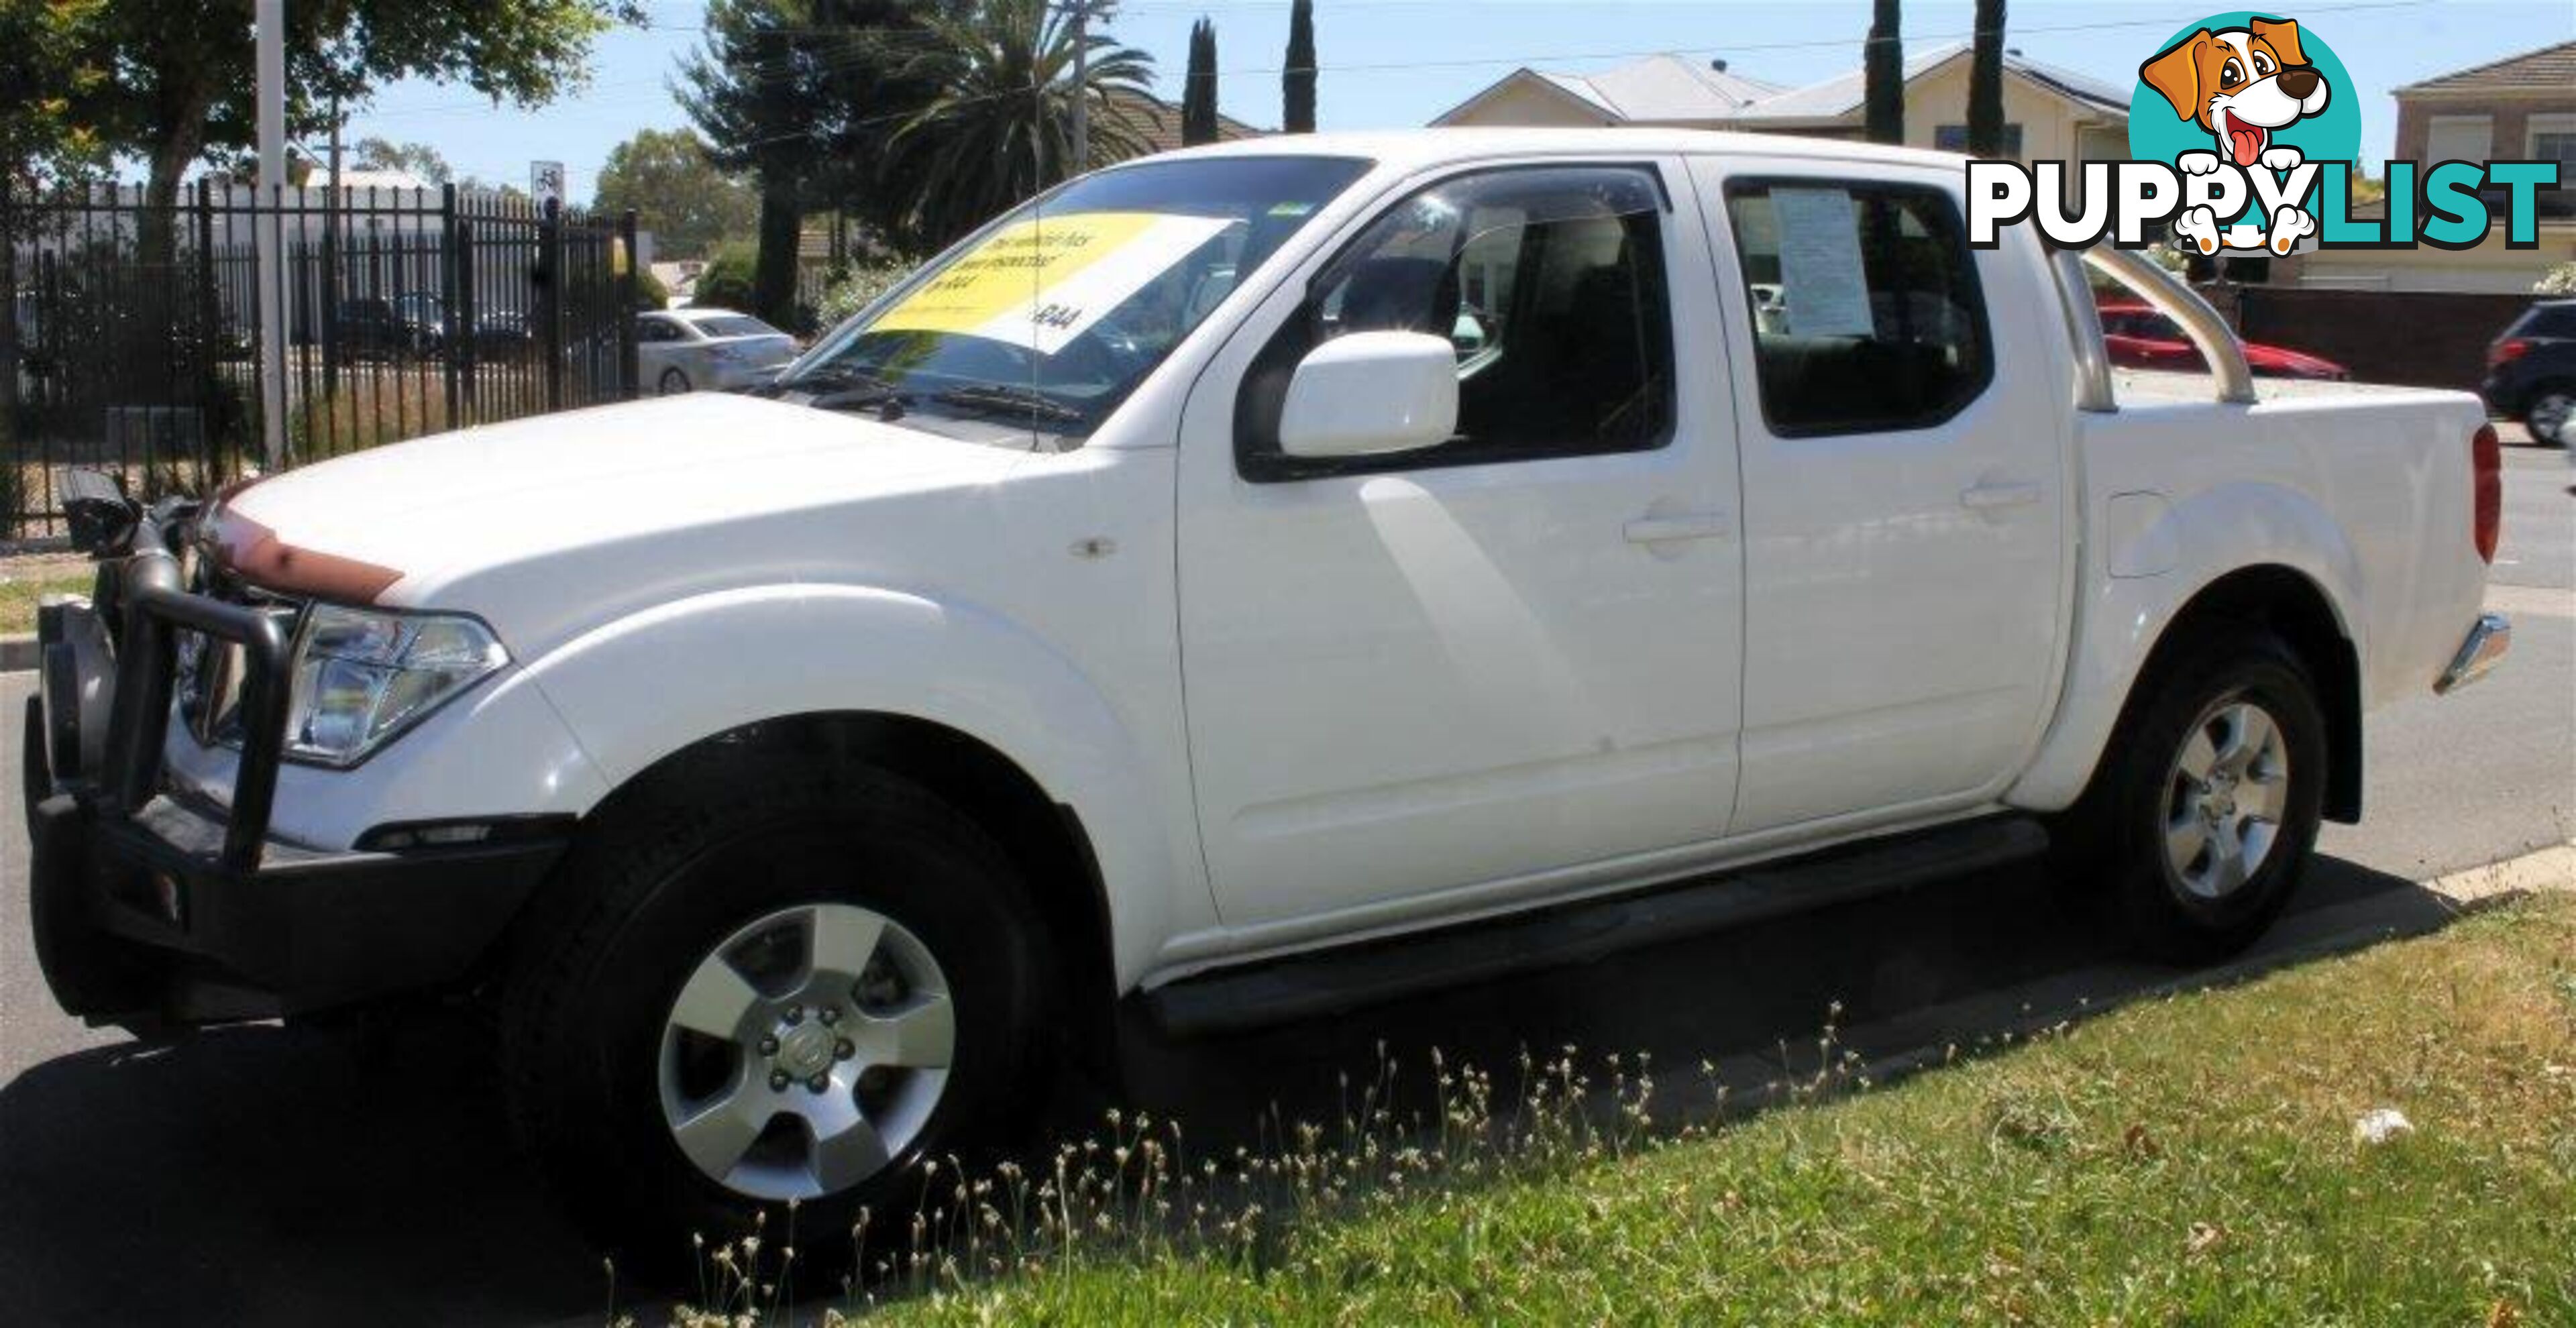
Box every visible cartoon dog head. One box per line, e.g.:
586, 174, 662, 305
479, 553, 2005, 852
2140, 17, 2330, 168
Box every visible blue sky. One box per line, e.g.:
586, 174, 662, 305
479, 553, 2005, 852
337, 0, 2575, 204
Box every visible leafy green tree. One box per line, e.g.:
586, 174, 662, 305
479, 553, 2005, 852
692, 240, 759, 311
1182, 18, 1218, 147
592, 127, 754, 259
890, 0, 1155, 246
1281, 0, 1315, 134
350, 136, 453, 184
0, 0, 109, 185
678, 0, 815, 327
72, 1, 634, 219
682, 1, 939, 325
1966, 0, 2006, 156
1864, 0, 1902, 146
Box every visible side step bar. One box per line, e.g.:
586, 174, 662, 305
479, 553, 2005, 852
1142, 816, 2050, 1039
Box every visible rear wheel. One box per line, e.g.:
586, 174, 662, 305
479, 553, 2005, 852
500, 757, 1045, 1270
2523, 384, 2572, 447
2056, 630, 2326, 962
658, 366, 692, 395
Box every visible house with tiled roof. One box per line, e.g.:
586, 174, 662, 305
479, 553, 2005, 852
2284, 40, 2575, 294
1434, 44, 2131, 168
1102, 87, 1265, 155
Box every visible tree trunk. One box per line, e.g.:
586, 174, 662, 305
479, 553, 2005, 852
1967, 0, 2008, 157
1864, 0, 1904, 146
753, 175, 802, 331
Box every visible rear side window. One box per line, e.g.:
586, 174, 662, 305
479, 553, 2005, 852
2516, 305, 2576, 338
692, 315, 778, 339
1237, 164, 1675, 480
1724, 180, 1992, 436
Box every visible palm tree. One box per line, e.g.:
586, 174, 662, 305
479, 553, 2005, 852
891, 0, 1157, 246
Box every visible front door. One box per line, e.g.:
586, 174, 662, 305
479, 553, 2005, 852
1177, 160, 1746, 926
1694, 162, 2070, 834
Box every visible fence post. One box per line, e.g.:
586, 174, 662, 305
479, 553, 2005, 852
539, 196, 565, 410
455, 205, 478, 427
619, 208, 641, 400
0, 172, 17, 431
193, 180, 225, 485
440, 183, 462, 427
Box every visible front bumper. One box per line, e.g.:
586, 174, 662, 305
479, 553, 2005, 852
24, 541, 566, 1030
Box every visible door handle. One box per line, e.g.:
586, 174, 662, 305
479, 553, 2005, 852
1623, 512, 1732, 545
1959, 480, 2043, 511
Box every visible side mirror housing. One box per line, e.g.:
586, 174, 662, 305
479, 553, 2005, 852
1277, 331, 1458, 460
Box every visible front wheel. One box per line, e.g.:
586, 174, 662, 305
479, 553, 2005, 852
2059, 630, 2327, 963
500, 759, 1046, 1269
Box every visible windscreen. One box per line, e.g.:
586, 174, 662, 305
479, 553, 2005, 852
779, 155, 1372, 441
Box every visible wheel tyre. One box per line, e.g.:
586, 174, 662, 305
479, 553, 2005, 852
2059, 630, 2326, 964
499, 757, 1046, 1274
659, 366, 691, 395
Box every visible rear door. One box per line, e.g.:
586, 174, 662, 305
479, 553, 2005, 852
1176, 158, 1746, 926
1691, 160, 2071, 834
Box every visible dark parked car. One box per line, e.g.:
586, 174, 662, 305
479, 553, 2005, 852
2483, 298, 2575, 446
390, 293, 535, 359
335, 297, 427, 359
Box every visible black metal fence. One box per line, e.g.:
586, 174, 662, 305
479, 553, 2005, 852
2, 181, 639, 537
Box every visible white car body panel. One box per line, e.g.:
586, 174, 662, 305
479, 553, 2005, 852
176, 129, 2496, 993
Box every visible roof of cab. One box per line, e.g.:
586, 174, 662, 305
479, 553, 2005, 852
1128, 127, 1970, 174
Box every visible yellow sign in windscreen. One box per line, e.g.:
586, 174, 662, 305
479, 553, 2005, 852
873, 211, 1234, 355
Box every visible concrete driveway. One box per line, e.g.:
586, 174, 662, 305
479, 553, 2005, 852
1, 449, 2568, 1326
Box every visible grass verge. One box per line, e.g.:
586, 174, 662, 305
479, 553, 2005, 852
678, 895, 2576, 1326
0, 561, 93, 635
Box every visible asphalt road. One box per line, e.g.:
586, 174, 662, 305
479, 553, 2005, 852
0, 447, 2568, 1325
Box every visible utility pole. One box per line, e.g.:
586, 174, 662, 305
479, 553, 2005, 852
254, 0, 288, 468
1061, 0, 1113, 175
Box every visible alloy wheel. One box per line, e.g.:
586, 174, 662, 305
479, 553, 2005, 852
2161, 698, 2292, 900
656, 902, 956, 1201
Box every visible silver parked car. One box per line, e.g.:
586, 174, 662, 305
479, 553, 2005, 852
638, 307, 798, 394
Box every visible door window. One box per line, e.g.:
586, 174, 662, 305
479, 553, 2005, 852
1724, 180, 1992, 436
1238, 164, 1675, 479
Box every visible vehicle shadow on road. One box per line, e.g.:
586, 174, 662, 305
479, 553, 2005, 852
0, 853, 2464, 1327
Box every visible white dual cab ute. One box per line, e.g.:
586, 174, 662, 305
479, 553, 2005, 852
27, 129, 2510, 1254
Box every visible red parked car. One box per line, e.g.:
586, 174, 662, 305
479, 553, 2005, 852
2096, 302, 2349, 380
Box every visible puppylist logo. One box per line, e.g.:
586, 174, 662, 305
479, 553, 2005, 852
1967, 11, 2560, 255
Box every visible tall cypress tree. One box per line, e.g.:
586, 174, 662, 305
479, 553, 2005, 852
1183, 17, 1219, 146
1966, 0, 2008, 156
1282, 0, 1316, 133
1863, 0, 1903, 146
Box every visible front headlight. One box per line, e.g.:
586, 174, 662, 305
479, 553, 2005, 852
284, 605, 508, 767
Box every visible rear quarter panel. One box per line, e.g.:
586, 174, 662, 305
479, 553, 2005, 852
2008, 376, 2489, 812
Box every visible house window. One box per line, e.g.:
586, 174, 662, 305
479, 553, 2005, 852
2530, 114, 2576, 215
2424, 113, 2494, 164
1934, 123, 2023, 156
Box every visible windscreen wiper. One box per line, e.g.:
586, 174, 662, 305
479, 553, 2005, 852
928, 383, 1088, 427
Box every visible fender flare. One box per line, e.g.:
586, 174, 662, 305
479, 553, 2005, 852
2008, 481, 2365, 813
518, 583, 1191, 987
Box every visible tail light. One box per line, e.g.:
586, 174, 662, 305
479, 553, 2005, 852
2486, 338, 2530, 370
2472, 423, 2501, 564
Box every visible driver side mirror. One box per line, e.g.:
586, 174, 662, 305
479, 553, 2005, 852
1277, 331, 1458, 459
